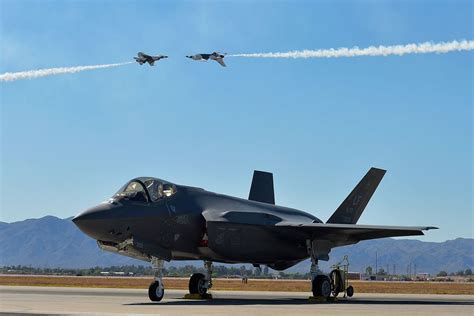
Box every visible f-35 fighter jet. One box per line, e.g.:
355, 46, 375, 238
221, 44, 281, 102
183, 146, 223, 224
73, 168, 436, 302
134, 52, 168, 66
186, 52, 227, 67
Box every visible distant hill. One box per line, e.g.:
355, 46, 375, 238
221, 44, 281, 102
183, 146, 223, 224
0, 216, 472, 274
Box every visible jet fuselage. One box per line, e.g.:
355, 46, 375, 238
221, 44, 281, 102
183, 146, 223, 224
74, 178, 319, 269
73, 169, 435, 272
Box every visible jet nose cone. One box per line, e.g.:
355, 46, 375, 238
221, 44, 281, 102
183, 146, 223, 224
72, 212, 88, 227
73, 203, 114, 240
73, 204, 103, 223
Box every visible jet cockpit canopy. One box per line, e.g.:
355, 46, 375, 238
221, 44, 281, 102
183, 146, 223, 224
113, 177, 177, 203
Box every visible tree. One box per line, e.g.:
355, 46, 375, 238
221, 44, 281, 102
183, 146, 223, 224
456, 270, 465, 276
365, 266, 373, 275
437, 271, 448, 277
465, 268, 472, 276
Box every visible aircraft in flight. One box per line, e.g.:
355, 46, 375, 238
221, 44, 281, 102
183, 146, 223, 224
134, 52, 168, 66
73, 168, 436, 301
186, 52, 227, 67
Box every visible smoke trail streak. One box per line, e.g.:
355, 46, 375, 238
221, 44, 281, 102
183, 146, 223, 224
0, 61, 134, 82
230, 40, 474, 59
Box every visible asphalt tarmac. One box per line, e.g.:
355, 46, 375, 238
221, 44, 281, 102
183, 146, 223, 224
0, 286, 473, 315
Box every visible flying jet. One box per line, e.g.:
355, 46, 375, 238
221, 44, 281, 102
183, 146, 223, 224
186, 52, 227, 67
134, 52, 168, 66
73, 168, 436, 302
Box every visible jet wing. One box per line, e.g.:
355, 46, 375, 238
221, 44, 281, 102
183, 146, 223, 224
216, 59, 226, 67
274, 222, 437, 242
202, 209, 436, 242
138, 52, 150, 58
204, 214, 436, 262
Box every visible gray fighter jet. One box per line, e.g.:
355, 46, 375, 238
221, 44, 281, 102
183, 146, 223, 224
73, 168, 436, 301
186, 52, 227, 67
134, 52, 168, 66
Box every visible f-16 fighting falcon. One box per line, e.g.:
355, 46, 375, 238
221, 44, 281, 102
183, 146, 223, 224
186, 52, 227, 67
73, 168, 436, 302
134, 52, 168, 66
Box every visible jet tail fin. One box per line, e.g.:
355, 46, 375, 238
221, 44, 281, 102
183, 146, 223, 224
326, 167, 386, 224
248, 170, 275, 205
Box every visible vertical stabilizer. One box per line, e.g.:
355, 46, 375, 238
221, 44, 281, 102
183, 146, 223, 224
326, 167, 386, 224
248, 170, 275, 205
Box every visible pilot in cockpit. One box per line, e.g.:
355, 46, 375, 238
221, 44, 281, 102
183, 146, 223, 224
114, 178, 176, 203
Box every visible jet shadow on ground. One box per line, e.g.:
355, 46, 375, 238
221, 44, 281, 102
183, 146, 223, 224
125, 297, 474, 306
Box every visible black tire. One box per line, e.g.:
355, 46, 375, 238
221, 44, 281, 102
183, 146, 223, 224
148, 280, 164, 302
312, 275, 331, 299
329, 269, 344, 297
346, 285, 354, 297
189, 273, 207, 295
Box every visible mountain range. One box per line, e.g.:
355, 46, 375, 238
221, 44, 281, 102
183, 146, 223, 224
0, 216, 472, 274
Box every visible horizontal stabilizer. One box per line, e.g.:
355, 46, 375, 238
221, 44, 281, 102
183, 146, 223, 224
327, 167, 386, 224
248, 170, 275, 205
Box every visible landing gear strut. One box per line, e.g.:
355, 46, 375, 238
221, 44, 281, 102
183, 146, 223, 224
307, 243, 355, 302
148, 257, 165, 302
189, 261, 213, 296
307, 240, 331, 300
310, 257, 331, 298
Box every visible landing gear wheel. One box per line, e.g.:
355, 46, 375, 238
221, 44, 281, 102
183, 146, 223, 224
329, 269, 344, 297
312, 275, 331, 299
189, 273, 207, 295
346, 285, 354, 297
148, 280, 164, 302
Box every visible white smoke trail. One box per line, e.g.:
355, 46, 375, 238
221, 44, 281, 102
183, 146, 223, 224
0, 61, 134, 82
230, 40, 474, 59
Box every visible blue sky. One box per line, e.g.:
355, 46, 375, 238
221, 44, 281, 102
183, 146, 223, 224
1, 0, 472, 242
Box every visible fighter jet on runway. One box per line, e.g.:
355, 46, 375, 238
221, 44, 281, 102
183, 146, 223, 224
134, 52, 168, 66
73, 168, 436, 302
186, 52, 227, 67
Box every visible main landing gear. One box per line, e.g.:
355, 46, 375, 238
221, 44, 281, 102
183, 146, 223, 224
187, 261, 213, 298
307, 242, 354, 301
148, 259, 214, 302
148, 257, 165, 302
309, 252, 332, 299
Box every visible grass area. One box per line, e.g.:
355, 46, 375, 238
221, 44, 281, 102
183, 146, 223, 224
0, 275, 472, 295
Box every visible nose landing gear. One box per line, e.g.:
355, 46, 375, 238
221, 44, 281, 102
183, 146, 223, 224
148, 257, 165, 302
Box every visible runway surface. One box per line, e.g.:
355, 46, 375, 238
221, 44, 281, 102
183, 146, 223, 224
0, 286, 473, 315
